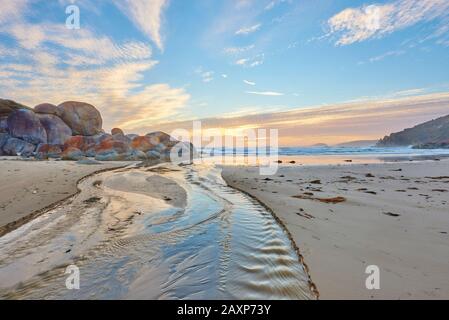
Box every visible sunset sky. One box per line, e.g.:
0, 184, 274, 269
1, 0, 449, 145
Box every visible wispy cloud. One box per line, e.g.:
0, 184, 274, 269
265, 0, 290, 11
246, 91, 284, 96
154, 92, 449, 146
392, 88, 427, 97
0, 0, 28, 25
195, 67, 215, 83
235, 54, 264, 67
243, 80, 256, 86
369, 50, 405, 63
0, 2, 190, 132
224, 44, 255, 54
112, 0, 169, 50
235, 23, 262, 35
328, 0, 449, 46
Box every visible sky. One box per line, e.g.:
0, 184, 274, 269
1, 0, 449, 145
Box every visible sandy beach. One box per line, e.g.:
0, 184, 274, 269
1, 158, 448, 299
222, 160, 449, 300
0, 159, 129, 236
0, 162, 315, 299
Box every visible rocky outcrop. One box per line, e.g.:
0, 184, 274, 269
0, 133, 9, 149
377, 114, 449, 147
0, 99, 32, 117
1, 98, 195, 162
35, 144, 63, 160
111, 128, 124, 136
0, 117, 8, 133
146, 131, 172, 145
2, 137, 36, 156
34, 103, 62, 117
61, 147, 84, 161
58, 101, 102, 136
131, 136, 155, 152
37, 114, 72, 145
7, 109, 47, 145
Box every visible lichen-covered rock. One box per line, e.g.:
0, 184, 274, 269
58, 101, 103, 136
130, 136, 155, 152
146, 150, 161, 160
111, 128, 124, 136
146, 131, 172, 145
92, 133, 113, 145
124, 149, 147, 161
95, 150, 122, 161
61, 147, 84, 161
95, 139, 129, 154
37, 114, 72, 145
126, 134, 139, 141
0, 99, 31, 117
7, 109, 47, 145
112, 133, 131, 144
63, 136, 91, 152
35, 144, 62, 159
34, 103, 62, 117
2, 137, 36, 156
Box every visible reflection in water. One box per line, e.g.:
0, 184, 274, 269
0, 164, 315, 300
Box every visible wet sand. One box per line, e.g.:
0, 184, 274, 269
0, 159, 129, 236
222, 160, 449, 299
0, 164, 315, 299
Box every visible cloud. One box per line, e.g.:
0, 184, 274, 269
328, 0, 449, 45
195, 67, 215, 83
0, 3, 189, 133
0, 0, 28, 25
235, 23, 262, 35
243, 80, 256, 86
224, 44, 255, 54
222, 74, 228, 78
369, 50, 405, 63
235, 54, 264, 67
246, 91, 284, 96
153, 92, 449, 146
392, 88, 427, 97
112, 0, 169, 50
265, 0, 290, 11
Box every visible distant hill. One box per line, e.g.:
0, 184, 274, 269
377, 114, 449, 147
335, 140, 377, 148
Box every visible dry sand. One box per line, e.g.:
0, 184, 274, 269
222, 160, 449, 299
0, 159, 129, 236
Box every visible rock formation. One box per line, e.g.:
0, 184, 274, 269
377, 114, 449, 147
0, 98, 195, 162
58, 101, 103, 136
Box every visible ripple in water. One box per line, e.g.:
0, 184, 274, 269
0, 164, 316, 300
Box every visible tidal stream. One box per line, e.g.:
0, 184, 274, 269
0, 164, 315, 299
